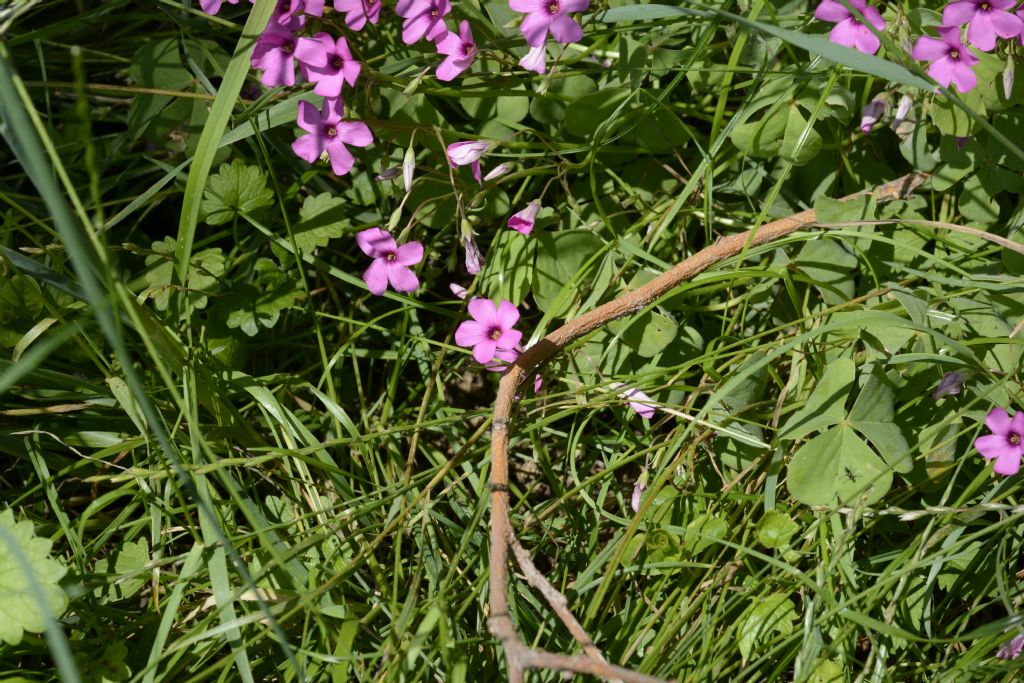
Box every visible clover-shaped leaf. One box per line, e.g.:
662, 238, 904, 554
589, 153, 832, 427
143, 237, 226, 311
0, 508, 69, 645
292, 193, 349, 254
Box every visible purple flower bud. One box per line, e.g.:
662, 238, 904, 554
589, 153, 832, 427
892, 95, 913, 128
375, 167, 401, 181
860, 99, 885, 134
998, 634, 1024, 660
932, 371, 964, 400
464, 234, 483, 275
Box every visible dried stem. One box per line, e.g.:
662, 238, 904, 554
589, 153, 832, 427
486, 173, 932, 682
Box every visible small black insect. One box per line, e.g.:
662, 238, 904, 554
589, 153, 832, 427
843, 467, 857, 483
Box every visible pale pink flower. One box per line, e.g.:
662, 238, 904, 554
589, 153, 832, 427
356, 228, 423, 295
291, 99, 373, 176
484, 163, 513, 181
449, 283, 469, 300
395, 0, 451, 45
612, 383, 657, 419
942, 0, 1022, 52
911, 26, 980, 92
251, 16, 305, 87
435, 21, 477, 82
464, 233, 483, 274
509, 0, 588, 46
447, 140, 491, 185
519, 44, 547, 74
975, 407, 1024, 476
631, 469, 648, 513
454, 299, 523, 363
295, 33, 361, 98
333, 0, 382, 31
813, 0, 886, 55
508, 200, 541, 235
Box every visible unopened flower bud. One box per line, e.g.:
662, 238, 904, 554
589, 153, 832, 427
403, 145, 415, 195
1004, 55, 1015, 100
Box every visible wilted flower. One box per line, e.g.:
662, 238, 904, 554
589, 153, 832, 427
998, 634, 1024, 659
519, 44, 547, 74
932, 371, 965, 399
508, 200, 541, 235
859, 99, 885, 133
975, 407, 1024, 476
446, 140, 491, 185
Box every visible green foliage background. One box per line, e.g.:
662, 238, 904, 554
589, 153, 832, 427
2, 0, 1024, 681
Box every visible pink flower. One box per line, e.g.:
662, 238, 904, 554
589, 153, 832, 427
612, 383, 657, 419
272, 0, 306, 22
454, 299, 523, 363
911, 26, 980, 92
813, 0, 886, 55
291, 99, 373, 176
974, 407, 1024, 476
449, 283, 469, 299
251, 17, 305, 87
446, 140, 491, 185
395, 0, 451, 45
295, 33, 361, 98
859, 99, 884, 134
998, 634, 1024, 659
508, 200, 541, 235
435, 21, 478, 82
942, 0, 1022, 52
333, 0, 382, 31
302, 0, 324, 15
356, 228, 423, 295
200, 0, 240, 15
509, 0, 588, 46
518, 44, 547, 73
630, 469, 648, 513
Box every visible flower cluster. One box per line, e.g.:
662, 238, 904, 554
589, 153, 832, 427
814, 0, 1024, 93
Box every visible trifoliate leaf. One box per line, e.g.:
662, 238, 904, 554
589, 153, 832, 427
0, 508, 69, 645
737, 594, 797, 660
201, 159, 275, 226
143, 237, 226, 311
779, 358, 855, 440
787, 425, 892, 506
224, 258, 301, 337
291, 193, 349, 254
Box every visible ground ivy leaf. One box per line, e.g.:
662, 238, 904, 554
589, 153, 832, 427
779, 358, 855, 440
787, 425, 893, 506
292, 193, 348, 254
0, 508, 69, 645
737, 594, 797, 661
201, 159, 275, 226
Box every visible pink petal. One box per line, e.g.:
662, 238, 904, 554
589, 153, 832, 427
862, 5, 885, 31
459, 19, 474, 42
363, 258, 389, 295
966, 14, 997, 51
356, 227, 396, 257
494, 299, 520, 328
337, 121, 373, 147
829, 19, 860, 49
322, 96, 345, 123
436, 31, 461, 56
471, 160, 482, 185
394, 241, 424, 266
343, 61, 362, 87
1011, 410, 1024, 435
291, 133, 323, 163
294, 34, 331, 68
950, 61, 978, 91
403, 13, 434, 44
942, 1, 978, 27
519, 45, 547, 74
928, 58, 956, 87
912, 35, 949, 61
436, 55, 466, 81
520, 11, 552, 47
467, 298, 499, 327
312, 71, 346, 98
814, 0, 849, 23
976, 433, 1010, 460
395, 0, 418, 16
994, 450, 1023, 476
387, 264, 420, 293
471, 339, 498, 363
325, 141, 356, 175
296, 100, 321, 133
549, 14, 584, 43
425, 17, 449, 42
508, 0, 537, 11
562, 0, 589, 12
852, 24, 881, 54
455, 320, 490, 347
496, 329, 523, 350
989, 10, 1024, 39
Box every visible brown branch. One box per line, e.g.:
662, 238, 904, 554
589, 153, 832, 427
487, 172, 930, 682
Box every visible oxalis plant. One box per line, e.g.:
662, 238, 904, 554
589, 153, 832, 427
4, 0, 1024, 680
